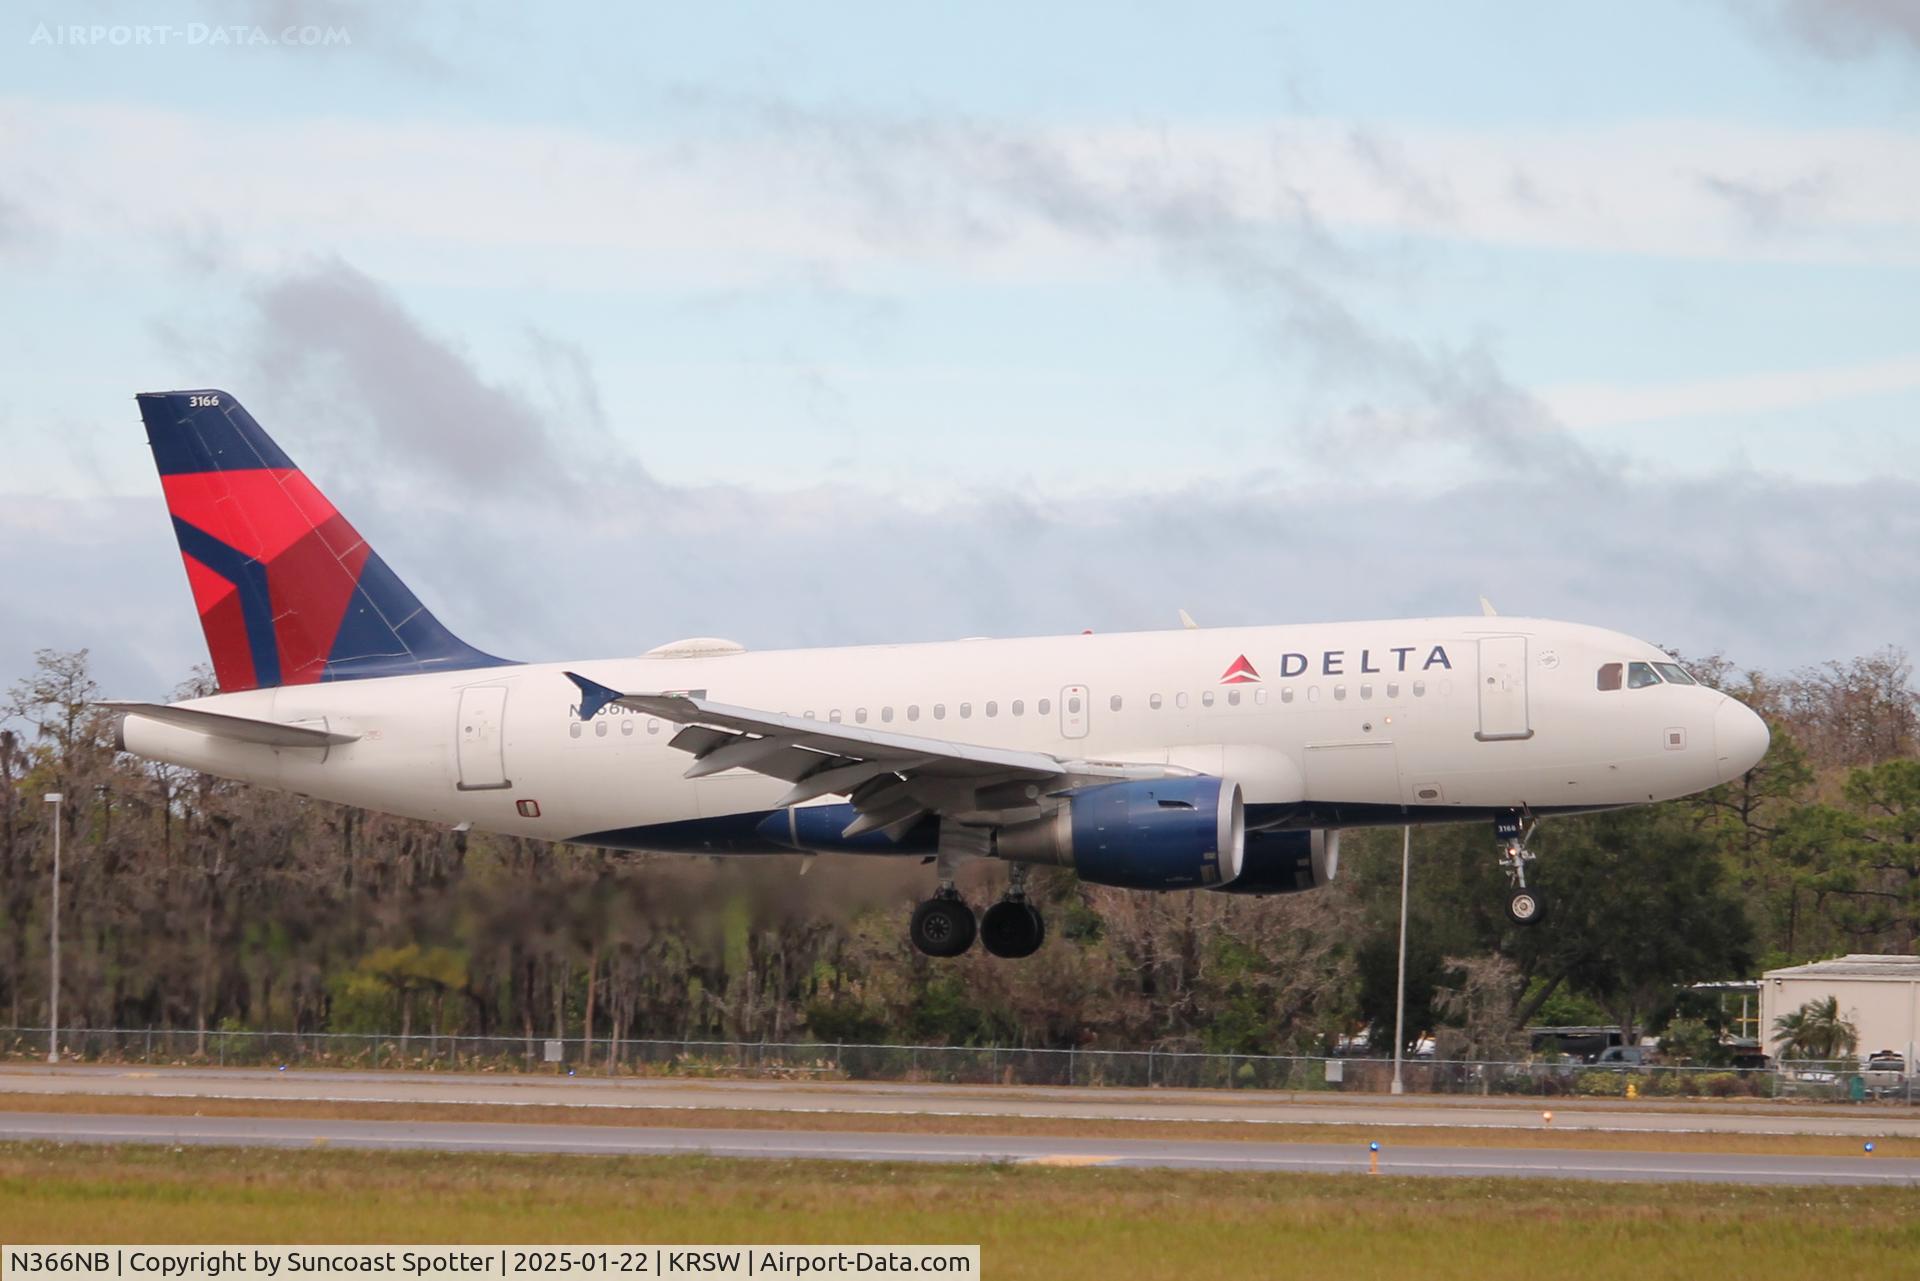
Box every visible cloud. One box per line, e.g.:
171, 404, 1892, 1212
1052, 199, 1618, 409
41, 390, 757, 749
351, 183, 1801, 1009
1758, 0, 1920, 60
7, 262, 1914, 700
7, 257, 1868, 706
711, 98, 1598, 480
1545, 351, 1920, 429
7, 448, 1916, 704
243, 258, 647, 501
1699, 171, 1834, 235
8, 100, 1919, 289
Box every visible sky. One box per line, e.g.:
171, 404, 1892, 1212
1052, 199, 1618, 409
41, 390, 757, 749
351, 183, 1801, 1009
1, 0, 1917, 701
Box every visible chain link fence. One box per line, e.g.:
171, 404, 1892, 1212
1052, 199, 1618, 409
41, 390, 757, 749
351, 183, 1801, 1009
3, 1027, 1912, 1103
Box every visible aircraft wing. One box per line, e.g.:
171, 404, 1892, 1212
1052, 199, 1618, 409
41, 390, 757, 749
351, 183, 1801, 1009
564, 672, 1183, 841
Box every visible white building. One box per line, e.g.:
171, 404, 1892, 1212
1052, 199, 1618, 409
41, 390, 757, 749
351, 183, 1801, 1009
1761, 954, 1920, 1062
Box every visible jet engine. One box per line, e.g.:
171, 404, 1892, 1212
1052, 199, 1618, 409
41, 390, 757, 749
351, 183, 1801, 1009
994, 777, 1245, 890
1210, 827, 1340, 895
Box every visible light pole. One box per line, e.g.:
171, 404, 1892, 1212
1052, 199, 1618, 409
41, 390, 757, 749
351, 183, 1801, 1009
44, 792, 62, 1065
1391, 824, 1410, 1096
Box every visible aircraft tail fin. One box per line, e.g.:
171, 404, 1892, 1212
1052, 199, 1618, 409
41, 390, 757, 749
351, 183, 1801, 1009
135, 389, 512, 692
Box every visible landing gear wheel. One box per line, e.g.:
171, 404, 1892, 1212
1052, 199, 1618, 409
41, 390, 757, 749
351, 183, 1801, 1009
1494, 808, 1544, 927
980, 900, 1046, 959
910, 897, 978, 957
1506, 887, 1545, 926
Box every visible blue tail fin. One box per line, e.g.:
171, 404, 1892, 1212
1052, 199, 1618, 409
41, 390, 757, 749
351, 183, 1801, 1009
137, 389, 515, 690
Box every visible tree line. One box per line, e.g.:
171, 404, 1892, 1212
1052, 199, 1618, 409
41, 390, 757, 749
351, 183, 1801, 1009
0, 645, 1913, 1061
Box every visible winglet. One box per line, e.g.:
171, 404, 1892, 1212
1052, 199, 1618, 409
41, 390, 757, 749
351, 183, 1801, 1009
564, 671, 624, 721
1178, 608, 1199, 630
1479, 596, 1499, 617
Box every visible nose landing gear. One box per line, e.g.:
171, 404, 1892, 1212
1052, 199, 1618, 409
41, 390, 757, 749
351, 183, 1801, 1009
1497, 809, 1545, 926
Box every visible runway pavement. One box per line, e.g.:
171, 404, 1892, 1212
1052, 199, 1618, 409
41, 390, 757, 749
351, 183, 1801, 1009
2, 1110, 1916, 1186
1, 1064, 1916, 1138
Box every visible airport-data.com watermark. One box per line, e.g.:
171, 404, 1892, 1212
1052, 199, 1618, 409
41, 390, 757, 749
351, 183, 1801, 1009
27, 21, 351, 48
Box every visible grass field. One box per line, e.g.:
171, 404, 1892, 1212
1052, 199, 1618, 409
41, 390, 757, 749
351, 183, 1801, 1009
0, 1144, 1917, 1280
3, 1092, 1915, 1158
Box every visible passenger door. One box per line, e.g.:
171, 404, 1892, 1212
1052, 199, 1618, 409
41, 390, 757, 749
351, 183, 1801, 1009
1475, 636, 1532, 741
455, 685, 512, 790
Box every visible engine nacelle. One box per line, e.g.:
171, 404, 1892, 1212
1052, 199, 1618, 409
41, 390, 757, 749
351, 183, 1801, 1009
995, 777, 1245, 890
1212, 827, 1341, 895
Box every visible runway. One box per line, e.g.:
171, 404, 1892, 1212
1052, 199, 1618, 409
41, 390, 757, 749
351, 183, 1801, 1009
3, 1110, 1916, 1185
2, 1064, 1915, 1138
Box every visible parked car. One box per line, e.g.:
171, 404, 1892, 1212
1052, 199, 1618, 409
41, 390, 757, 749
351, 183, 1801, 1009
1589, 1045, 1655, 1067
1862, 1051, 1908, 1099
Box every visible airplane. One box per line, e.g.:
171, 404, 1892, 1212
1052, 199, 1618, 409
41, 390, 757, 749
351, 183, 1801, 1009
107, 390, 1772, 959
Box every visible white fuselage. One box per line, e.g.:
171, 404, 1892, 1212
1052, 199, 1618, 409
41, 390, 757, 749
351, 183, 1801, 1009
118, 615, 1767, 858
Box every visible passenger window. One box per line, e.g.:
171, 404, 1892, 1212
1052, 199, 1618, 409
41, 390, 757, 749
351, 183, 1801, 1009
830, 710, 843, 723
1627, 661, 1663, 689
908, 705, 920, 721
1412, 681, 1424, 698
1655, 663, 1697, 686
1150, 693, 1163, 710
959, 702, 972, 719
595, 721, 608, 737
1360, 683, 1372, 700
882, 707, 894, 723
1201, 690, 1215, 707
647, 718, 660, 734
1012, 700, 1024, 716
985, 701, 998, 718
1596, 663, 1623, 692
1039, 698, 1051, 715
1175, 692, 1189, 709
621, 719, 633, 735
1227, 689, 1241, 706
1255, 688, 1269, 705
1386, 682, 1399, 698
1281, 687, 1294, 704
934, 704, 946, 720
1333, 684, 1346, 701
1109, 694, 1122, 711
1068, 696, 1082, 713
569, 723, 582, 739
855, 708, 867, 724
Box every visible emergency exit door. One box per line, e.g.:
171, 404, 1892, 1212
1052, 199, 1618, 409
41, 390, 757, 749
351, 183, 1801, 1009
1060, 685, 1089, 739
1475, 636, 1533, 741
456, 685, 512, 790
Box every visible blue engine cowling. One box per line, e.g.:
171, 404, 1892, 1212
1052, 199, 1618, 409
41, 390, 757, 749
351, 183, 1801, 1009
994, 777, 1246, 890
1210, 827, 1341, 895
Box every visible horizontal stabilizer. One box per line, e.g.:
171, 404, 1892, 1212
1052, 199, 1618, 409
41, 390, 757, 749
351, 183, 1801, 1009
101, 701, 358, 748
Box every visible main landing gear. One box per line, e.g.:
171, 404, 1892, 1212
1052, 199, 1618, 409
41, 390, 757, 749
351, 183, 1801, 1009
909, 890, 976, 958
910, 867, 1047, 959
1496, 809, 1545, 926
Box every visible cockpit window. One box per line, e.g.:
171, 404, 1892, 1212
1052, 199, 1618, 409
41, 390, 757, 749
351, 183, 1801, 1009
1655, 662, 1697, 686
1596, 663, 1623, 692
1627, 661, 1663, 689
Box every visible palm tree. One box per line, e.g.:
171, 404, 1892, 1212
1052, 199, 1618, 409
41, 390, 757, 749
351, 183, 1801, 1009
1771, 995, 1859, 1061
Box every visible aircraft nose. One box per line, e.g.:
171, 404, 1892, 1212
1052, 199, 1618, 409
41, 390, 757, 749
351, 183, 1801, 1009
1713, 698, 1770, 782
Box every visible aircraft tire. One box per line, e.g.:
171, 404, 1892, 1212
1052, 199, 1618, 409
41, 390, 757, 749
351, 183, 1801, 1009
980, 900, 1045, 959
911, 897, 978, 957
1506, 888, 1545, 926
